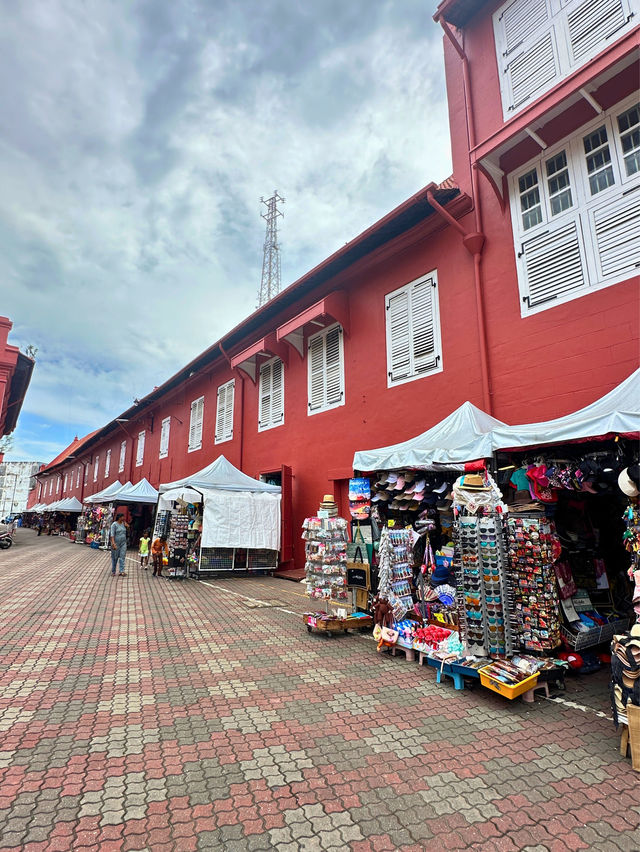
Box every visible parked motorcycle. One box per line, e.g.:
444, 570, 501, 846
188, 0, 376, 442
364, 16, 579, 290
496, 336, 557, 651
0, 532, 13, 549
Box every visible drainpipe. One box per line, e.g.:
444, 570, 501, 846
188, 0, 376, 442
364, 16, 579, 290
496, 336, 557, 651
219, 342, 244, 472
427, 17, 493, 414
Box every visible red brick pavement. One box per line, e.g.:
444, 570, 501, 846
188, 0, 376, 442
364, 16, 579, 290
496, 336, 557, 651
0, 529, 637, 851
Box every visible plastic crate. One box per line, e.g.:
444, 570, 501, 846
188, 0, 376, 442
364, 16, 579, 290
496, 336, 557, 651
479, 667, 539, 699
560, 618, 629, 651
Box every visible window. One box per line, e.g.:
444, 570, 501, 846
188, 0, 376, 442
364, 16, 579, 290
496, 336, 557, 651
136, 431, 145, 467
84, 465, 88, 485
584, 126, 614, 195
188, 396, 204, 452
385, 272, 443, 386
493, 0, 635, 118
63, 474, 68, 493
518, 168, 543, 230
510, 97, 640, 314
48, 479, 52, 496
259, 359, 284, 431
105, 449, 111, 478
76, 467, 81, 488
159, 417, 171, 459
546, 151, 573, 215
215, 381, 235, 444
118, 440, 126, 473
617, 105, 640, 177
56, 476, 61, 493
93, 455, 99, 482
307, 324, 345, 414
37, 483, 42, 500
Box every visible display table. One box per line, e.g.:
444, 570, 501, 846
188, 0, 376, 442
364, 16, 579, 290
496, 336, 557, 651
303, 612, 373, 636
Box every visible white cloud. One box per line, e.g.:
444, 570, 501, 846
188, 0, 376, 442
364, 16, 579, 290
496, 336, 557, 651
2, 0, 452, 460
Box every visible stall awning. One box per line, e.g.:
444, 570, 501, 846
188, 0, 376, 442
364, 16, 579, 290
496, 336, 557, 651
491, 367, 640, 451
111, 478, 159, 504
159, 454, 281, 494
42, 501, 62, 512
276, 290, 349, 358
84, 480, 124, 504
353, 402, 507, 471
230, 332, 289, 383
56, 497, 83, 513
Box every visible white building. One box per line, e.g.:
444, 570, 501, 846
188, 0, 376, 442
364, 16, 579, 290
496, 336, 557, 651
0, 461, 42, 517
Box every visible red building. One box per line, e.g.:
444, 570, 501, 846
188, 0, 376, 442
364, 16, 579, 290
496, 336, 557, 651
0, 316, 34, 442
32, 0, 639, 575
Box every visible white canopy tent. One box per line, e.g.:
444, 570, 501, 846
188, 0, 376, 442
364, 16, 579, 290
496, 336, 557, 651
491, 367, 640, 451
55, 497, 83, 512
158, 455, 281, 550
111, 478, 159, 504
353, 402, 506, 472
84, 480, 124, 504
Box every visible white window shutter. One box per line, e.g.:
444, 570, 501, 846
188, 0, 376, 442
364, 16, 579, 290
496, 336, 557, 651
136, 431, 145, 466
189, 398, 204, 450
500, 0, 551, 54
567, 0, 627, 63
505, 31, 559, 112
410, 278, 439, 375
387, 290, 411, 382
215, 382, 233, 443
308, 335, 325, 411
160, 417, 170, 458
520, 221, 587, 307
119, 441, 126, 472
271, 359, 284, 424
325, 326, 343, 406
259, 362, 272, 428
590, 190, 640, 279
93, 456, 99, 482
224, 382, 234, 440
105, 449, 111, 478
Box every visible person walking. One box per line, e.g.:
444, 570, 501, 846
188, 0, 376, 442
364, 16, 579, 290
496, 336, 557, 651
151, 535, 168, 577
37, 517, 43, 536
110, 513, 128, 577
139, 530, 150, 569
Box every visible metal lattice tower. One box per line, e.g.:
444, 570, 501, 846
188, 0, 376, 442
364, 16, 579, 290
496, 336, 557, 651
257, 191, 284, 307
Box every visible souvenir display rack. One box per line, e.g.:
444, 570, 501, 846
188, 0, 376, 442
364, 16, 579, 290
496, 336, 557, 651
453, 513, 515, 657
302, 516, 349, 607
507, 516, 562, 652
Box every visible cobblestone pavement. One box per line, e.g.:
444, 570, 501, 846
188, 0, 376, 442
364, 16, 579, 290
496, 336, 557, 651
0, 530, 638, 852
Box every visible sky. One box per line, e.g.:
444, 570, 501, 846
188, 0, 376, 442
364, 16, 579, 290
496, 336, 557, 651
2, 0, 452, 463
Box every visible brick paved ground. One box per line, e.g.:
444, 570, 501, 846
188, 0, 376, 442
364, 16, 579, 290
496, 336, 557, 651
0, 529, 638, 852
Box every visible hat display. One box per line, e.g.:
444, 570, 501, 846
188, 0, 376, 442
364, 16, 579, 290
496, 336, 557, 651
619, 467, 640, 498
319, 494, 338, 517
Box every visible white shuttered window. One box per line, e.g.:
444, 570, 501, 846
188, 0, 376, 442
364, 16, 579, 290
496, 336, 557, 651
307, 324, 345, 415
93, 456, 99, 482
511, 96, 640, 315
118, 440, 126, 473
259, 358, 284, 431
136, 431, 145, 467
76, 467, 81, 488
385, 272, 443, 387
105, 449, 111, 478
215, 381, 235, 444
188, 397, 204, 452
493, 0, 636, 119
159, 417, 171, 458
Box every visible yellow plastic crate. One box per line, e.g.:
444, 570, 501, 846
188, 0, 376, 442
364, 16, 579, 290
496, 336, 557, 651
479, 667, 539, 700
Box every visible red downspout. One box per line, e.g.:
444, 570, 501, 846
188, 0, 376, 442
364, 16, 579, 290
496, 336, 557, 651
219, 342, 244, 472
428, 17, 493, 414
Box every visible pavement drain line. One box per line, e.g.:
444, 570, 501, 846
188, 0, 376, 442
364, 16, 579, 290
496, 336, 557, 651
130, 574, 614, 722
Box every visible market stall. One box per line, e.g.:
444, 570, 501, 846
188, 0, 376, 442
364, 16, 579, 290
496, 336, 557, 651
107, 478, 158, 549
349, 373, 640, 702
157, 455, 281, 578
78, 480, 125, 545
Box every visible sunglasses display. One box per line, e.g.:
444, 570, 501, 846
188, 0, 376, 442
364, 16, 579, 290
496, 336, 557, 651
453, 513, 515, 657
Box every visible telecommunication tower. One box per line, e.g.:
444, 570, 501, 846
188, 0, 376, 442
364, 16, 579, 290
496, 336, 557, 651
257, 191, 284, 307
